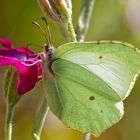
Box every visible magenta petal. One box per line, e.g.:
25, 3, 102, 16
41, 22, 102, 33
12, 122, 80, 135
0, 48, 27, 66
0, 47, 38, 63
0, 39, 13, 48
0, 48, 26, 59
16, 47, 35, 55
0, 56, 19, 66
0, 40, 42, 95
14, 62, 42, 95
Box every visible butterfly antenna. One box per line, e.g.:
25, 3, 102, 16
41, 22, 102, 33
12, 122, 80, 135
32, 21, 49, 44
42, 17, 52, 45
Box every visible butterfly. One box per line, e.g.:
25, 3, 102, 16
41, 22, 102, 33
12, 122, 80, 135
42, 40, 140, 137
34, 19, 140, 137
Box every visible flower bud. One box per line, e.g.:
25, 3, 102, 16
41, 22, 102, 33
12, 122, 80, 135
55, 0, 72, 20
37, 0, 72, 22
37, 0, 72, 39
37, 0, 61, 23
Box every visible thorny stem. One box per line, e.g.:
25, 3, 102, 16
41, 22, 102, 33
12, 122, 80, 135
76, 0, 96, 42
32, 97, 49, 140
5, 105, 15, 140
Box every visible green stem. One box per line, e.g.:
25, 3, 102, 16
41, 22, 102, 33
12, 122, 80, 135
68, 20, 77, 42
32, 97, 49, 140
76, 0, 96, 42
82, 133, 91, 140
5, 105, 14, 140
59, 0, 76, 42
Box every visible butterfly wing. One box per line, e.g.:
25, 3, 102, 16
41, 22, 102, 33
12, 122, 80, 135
43, 41, 140, 136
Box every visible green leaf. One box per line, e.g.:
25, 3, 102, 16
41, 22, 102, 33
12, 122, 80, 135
43, 41, 140, 137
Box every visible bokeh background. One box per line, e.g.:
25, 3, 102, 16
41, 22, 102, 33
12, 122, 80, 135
0, 0, 140, 140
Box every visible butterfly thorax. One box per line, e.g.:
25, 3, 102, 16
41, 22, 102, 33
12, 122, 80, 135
42, 43, 55, 77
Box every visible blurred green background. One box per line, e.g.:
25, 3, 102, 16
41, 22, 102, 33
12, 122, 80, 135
0, 0, 140, 140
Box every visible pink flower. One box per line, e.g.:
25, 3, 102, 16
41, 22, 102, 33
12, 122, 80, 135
0, 39, 42, 95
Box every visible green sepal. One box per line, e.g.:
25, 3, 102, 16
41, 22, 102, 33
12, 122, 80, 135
4, 67, 21, 107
